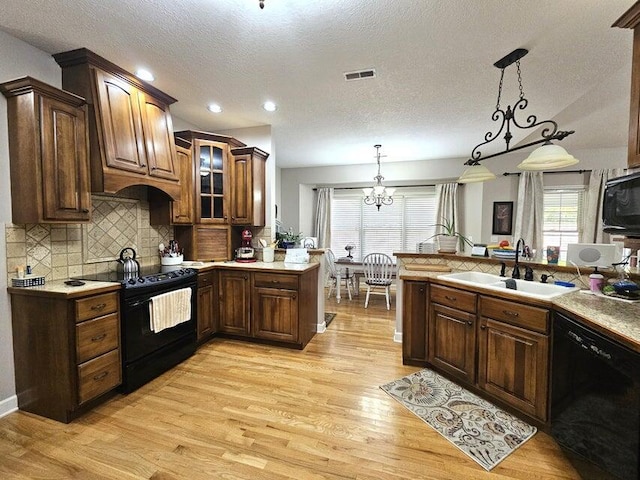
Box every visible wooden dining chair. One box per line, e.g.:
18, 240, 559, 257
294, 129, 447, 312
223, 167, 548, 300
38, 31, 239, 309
362, 253, 394, 310
325, 249, 354, 300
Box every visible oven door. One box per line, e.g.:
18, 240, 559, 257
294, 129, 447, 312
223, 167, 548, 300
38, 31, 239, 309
121, 282, 197, 365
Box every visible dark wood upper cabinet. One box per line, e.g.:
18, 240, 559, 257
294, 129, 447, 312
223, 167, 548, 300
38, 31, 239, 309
149, 136, 194, 225
0, 77, 91, 223
614, 1, 640, 168
53, 48, 180, 200
230, 146, 269, 226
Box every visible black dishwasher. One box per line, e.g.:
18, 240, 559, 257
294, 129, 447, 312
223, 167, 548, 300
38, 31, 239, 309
552, 311, 640, 480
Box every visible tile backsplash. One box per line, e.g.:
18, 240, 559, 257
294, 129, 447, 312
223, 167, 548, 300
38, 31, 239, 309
5, 188, 172, 283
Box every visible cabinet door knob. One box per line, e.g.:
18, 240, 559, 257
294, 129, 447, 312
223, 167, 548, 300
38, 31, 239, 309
140, 163, 146, 168
480, 325, 486, 330
466, 321, 473, 326
81, 208, 90, 213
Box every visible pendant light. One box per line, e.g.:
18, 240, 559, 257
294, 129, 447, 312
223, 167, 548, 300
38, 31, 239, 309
458, 163, 497, 184
517, 142, 578, 170
363, 144, 395, 210
458, 48, 577, 183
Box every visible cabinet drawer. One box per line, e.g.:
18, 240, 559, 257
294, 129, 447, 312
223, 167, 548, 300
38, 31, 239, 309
77, 349, 121, 404
254, 273, 298, 290
479, 296, 549, 333
197, 272, 214, 287
431, 284, 477, 313
76, 292, 119, 322
76, 313, 119, 363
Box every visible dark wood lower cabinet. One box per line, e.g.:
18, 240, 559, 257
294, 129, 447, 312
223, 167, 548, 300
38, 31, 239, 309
218, 269, 251, 335
197, 272, 216, 342
402, 281, 429, 363
253, 287, 298, 343
217, 267, 318, 349
402, 279, 551, 423
478, 317, 549, 421
429, 303, 476, 384
8, 287, 122, 423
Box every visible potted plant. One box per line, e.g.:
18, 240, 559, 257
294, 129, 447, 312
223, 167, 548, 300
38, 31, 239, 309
427, 217, 473, 253
276, 229, 303, 249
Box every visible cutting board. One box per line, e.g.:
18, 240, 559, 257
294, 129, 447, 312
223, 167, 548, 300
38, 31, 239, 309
404, 264, 452, 272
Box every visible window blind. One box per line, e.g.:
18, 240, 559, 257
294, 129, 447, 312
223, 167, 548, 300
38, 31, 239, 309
330, 187, 437, 261
543, 188, 585, 261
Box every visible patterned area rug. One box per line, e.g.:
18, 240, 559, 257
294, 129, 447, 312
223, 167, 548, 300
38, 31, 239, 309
380, 368, 537, 471
324, 312, 336, 327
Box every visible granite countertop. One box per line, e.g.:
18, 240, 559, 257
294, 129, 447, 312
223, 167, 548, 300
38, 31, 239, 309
184, 260, 319, 273
7, 279, 121, 298
553, 291, 640, 353
399, 267, 640, 353
7, 262, 319, 298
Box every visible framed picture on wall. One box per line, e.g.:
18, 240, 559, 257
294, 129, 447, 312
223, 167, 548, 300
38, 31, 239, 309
492, 201, 513, 235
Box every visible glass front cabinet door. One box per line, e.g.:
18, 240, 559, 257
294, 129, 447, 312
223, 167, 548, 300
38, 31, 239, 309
196, 140, 229, 223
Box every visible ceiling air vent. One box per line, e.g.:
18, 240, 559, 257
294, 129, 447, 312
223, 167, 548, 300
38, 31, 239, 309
344, 68, 376, 81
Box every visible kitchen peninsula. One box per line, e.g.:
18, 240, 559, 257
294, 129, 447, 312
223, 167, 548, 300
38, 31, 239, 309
395, 252, 640, 430
187, 260, 320, 349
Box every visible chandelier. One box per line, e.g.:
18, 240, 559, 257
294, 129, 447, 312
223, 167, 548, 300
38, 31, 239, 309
363, 144, 395, 210
458, 48, 578, 184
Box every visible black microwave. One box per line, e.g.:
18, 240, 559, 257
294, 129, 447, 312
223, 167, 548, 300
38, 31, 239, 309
603, 171, 640, 237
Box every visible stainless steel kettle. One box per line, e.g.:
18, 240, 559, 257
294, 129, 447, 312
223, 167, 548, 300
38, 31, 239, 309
118, 247, 140, 274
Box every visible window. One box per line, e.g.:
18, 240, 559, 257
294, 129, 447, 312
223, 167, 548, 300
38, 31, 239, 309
542, 187, 585, 262
330, 187, 437, 261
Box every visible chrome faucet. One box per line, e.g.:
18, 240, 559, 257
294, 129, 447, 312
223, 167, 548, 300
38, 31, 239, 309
512, 238, 525, 279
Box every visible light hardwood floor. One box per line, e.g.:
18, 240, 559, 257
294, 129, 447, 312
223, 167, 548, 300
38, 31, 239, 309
0, 288, 585, 479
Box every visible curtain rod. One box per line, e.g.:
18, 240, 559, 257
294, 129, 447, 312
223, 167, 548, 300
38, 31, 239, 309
313, 184, 438, 191
502, 169, 592, 176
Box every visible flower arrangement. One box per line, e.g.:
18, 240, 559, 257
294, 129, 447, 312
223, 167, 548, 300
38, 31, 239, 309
276, 228, 303, 248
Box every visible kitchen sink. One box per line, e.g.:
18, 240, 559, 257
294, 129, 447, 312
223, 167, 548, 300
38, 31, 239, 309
438, 271, 504, 285
438, 271, 579, 300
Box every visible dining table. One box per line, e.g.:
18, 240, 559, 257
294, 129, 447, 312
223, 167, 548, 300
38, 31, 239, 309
334, 257, 396, 303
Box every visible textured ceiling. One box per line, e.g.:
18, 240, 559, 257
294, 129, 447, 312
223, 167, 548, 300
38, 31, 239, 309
0, 0, 635, 167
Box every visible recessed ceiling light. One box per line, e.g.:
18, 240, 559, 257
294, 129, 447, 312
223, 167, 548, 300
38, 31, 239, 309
263, 101, 277, 112
135, 69, 154, 82
208, 103, 223, 113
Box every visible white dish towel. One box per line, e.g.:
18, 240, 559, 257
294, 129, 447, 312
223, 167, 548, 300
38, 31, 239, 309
149, 287, 192, 333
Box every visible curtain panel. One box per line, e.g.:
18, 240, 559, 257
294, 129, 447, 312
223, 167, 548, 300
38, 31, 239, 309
314, 187, 332, 248
514, 172, 544, 260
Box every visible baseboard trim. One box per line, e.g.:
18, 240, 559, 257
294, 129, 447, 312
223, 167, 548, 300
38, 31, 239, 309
393, 330, 402, 343
0, 395, 18, 418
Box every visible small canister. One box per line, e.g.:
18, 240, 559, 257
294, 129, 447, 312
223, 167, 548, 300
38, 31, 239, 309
589, 273, 604, 292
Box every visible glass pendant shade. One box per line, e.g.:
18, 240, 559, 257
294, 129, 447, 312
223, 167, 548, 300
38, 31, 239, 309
458, 164, 497, 183
385, 187, 396, 197
517, 143, 578, 171
362, 187, 373, 196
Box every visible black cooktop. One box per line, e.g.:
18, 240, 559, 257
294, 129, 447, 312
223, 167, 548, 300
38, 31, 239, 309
73, 266, 197, 289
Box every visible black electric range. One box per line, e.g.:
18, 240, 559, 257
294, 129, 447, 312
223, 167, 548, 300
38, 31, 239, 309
74, 266, 197, 292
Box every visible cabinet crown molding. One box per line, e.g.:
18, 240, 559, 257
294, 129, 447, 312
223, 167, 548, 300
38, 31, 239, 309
613, 1, 640, 29
0, 76, 85, 106
52, 48, 177, 105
